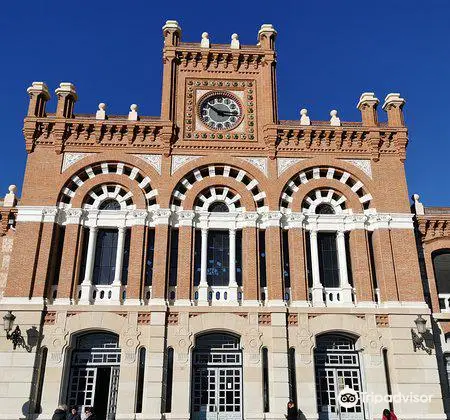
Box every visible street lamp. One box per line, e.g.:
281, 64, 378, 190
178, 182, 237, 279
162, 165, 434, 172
411, 314, 431, 355
3, 311, 28, 351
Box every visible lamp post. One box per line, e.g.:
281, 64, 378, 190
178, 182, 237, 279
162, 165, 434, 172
411, 314, 432, 355
3, 311, 29, 351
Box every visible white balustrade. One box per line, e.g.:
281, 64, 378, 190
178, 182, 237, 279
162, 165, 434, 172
77, 284, 127, 305
309, 287, 356, 307
193, 285, 243, 306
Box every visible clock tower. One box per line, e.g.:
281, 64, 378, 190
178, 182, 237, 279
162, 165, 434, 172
161, 21, 278, 155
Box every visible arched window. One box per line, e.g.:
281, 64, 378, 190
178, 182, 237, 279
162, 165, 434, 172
316, 203, 335, 215
208, 202, 229, 213
99, 199, 121, 210
433, 250, 450, 295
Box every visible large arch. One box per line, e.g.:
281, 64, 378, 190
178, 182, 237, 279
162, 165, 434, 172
170, 164, 267, 211
277, 157, 377, 212
58, 161, 158, 209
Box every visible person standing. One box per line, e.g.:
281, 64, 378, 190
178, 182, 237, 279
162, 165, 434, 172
84, 407, 97, 420
286, 400, 298, 420
382, 408, 398, 420
51, 405, 68, 420
68, 406, 81, 420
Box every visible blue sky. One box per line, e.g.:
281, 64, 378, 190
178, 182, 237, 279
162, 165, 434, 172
1, 0, 449, 206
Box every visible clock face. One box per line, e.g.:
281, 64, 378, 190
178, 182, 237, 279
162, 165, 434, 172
198, 91, 243, 131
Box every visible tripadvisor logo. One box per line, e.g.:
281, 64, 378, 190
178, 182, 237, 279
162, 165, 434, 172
338, 386, 433, 407
338, 386, 359, 409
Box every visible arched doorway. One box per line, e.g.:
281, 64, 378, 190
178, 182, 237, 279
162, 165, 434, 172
67, 332, 120, 420
314, 333, 364, 420
191, 332, 243, 420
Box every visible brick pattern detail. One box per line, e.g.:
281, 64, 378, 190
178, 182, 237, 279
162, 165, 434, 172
350, 230, 373, 302
287, 313, 298, 326
167, 313, 179, 325
258, 313, 271, 326
288, 228, 308, 301
44, 312, 56, 325
376, 315, 389, 328
137, 313, 151, 325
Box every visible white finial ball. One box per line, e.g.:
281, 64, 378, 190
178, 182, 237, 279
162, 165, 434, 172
330, 110, 338, 117
202, 32, 209, 39
300, 108, 308, 116
8, 185, 17, 193
98, 103, 106, 110
130, 104, 138, 111
231, 33, 238, 40
413, 193, 420, 201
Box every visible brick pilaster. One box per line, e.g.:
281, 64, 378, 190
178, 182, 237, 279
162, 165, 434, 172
371, 229, 398, 302
266, 226, 283, 301
4, 222, 42, 298
32, 222, 56, 298
176, 225, 194, 301
57, 224, 83, 300
126, 225, 146, 300
242, 226, 258, 301
152, 223, 170, 300
350, 230, 373, 303
390, 229, 425, 302
288, 228, 308, 302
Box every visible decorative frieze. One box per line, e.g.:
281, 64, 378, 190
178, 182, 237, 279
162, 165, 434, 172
342, 159, 372, 179
277, 157, 306, 177
62, 152, 94, 172
133, 154, 162, 175
238, 157, 267, 176
171, 155, 202, 174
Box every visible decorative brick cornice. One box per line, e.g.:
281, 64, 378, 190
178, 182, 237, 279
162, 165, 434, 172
417, 215, 450, 243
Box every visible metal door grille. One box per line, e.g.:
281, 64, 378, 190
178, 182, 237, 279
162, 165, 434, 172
192, 334, 242, 420
315, 335, 364, 420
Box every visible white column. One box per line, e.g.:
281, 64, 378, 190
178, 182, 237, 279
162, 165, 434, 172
336, 230, 353, 304
111, 226, 126, 301
310, 230, 324, 306
80, 226, 98, 303
228, 228, 238, 303
197, 227, 209, 305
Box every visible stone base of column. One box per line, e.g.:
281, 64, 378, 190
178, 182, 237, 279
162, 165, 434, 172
52, 297, 72, 305
124, 298, 142, 306
290, 300, 311, 307
340, 287, 354, 304
197, 284, 209, 306
356, 301, 377, 308
148, 297, 167, 306
312, 286, 325, 307
174, 298, 193, 307
241, 299, 261, 307
111, 283, 122, 302
267, 299, 286, 307
227, 284, 239, 305
79, 283, 92, 304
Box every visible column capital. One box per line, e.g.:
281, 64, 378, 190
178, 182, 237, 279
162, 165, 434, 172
260, 211, 282, 227
64, 208, 86, 224
178, 210, 196, 227
153, 209, 172, 225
